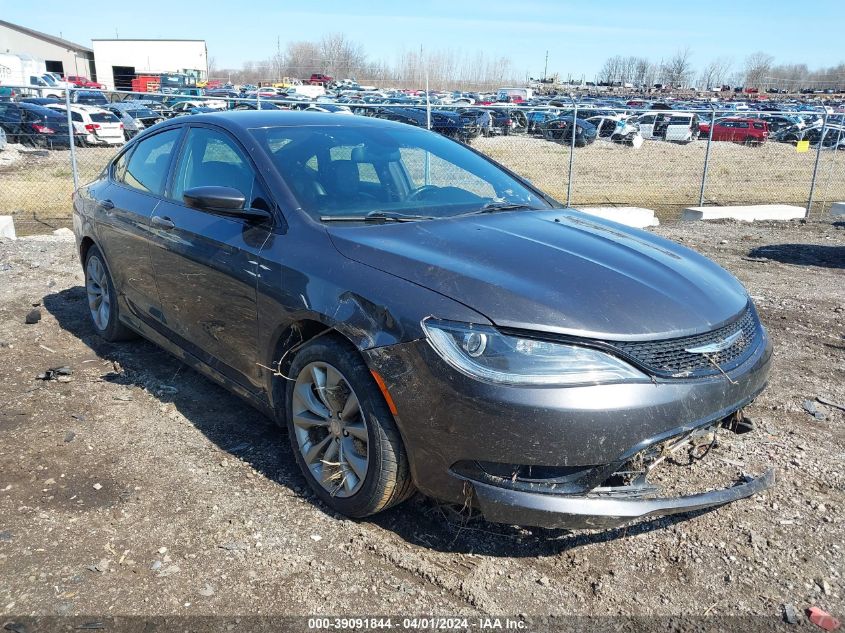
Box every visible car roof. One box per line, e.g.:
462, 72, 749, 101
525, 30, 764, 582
150, 109, 425, 134
49, 103, 109, 113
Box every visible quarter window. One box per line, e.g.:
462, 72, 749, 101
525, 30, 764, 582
117, 128, 181, 195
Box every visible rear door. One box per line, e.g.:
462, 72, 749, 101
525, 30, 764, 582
94, 127, 183, 328
147, 124, 275, 392
665, 115, 691, 141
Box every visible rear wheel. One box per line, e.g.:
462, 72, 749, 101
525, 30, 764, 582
84, 245, 136, 341
285, 337, 414, 518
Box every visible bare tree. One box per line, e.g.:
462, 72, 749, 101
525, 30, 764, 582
633, 57, 650, 88
598, 55, 622, 85
698, 56, 733, 90
744, 52, 774, 90
662, 48, 694, 88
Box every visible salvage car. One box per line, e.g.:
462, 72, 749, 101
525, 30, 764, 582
540, 116, 598, 146
47, 104, 124, 146
0, 101, 71, 148
72, 111, 773, 529
105, 103, 165, 139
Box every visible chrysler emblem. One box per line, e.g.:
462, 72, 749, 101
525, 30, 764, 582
685, 330, 743, 355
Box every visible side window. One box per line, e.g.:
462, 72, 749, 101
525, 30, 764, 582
119, 128, 181, 195
736, 121, 749, 128
72, 112, 83, 123
170, 127, 256, 204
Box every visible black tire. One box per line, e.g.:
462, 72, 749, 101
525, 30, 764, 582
285, 337, 415, 518
83, 245, 136, 342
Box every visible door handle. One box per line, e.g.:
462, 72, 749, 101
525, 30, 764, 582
151, 215, 175, 230
100, 199, 115, 211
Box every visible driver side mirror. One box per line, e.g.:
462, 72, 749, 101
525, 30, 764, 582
183, 186, 271, 222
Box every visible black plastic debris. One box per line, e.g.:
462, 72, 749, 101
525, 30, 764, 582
37, 366, 73, 381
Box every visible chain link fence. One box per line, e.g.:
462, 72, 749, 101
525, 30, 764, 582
1, 86, 844, 235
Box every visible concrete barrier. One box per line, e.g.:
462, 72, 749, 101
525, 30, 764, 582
682, 204, 806, 222
831, 202, 845, 217
0, 216, 16, 240
576, 206, 660, 228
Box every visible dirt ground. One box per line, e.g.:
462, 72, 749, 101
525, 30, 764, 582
3, 134, 845, 235
0, 219, 843, 625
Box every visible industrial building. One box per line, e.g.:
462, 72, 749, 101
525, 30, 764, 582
92, 39, 208, 91
0, 19, 95, 79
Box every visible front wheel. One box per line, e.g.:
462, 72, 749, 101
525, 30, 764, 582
285, 337, 415, 518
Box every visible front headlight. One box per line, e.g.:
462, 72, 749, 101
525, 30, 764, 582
422, 319, 646, 386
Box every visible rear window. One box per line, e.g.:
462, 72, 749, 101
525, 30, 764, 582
90, 112, 119, 123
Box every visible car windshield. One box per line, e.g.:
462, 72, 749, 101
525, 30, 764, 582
250, 124, 550, 221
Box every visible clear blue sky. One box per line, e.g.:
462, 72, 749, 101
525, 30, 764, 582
2, 0, 843, 79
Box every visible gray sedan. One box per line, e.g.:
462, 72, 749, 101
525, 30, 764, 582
71, 111, 772, 529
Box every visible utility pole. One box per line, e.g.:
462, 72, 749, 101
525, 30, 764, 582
543, 50, 548, 81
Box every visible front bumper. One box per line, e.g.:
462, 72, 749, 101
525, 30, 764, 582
470, 468, 774, 530
364, 327, 773, 529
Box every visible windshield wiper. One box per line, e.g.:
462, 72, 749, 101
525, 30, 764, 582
454, 202, 541, 217
320, 210, 436, 223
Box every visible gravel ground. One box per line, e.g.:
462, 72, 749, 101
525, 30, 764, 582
0, 219, 843, 625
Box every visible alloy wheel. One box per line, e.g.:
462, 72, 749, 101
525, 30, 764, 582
85, 255, 111, 331
291, 361, 369, 497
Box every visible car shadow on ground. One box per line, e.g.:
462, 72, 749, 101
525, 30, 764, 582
45, 285, 718, 558
747, 243, 845, 269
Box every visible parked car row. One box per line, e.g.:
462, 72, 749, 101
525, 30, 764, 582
3, 83, 844, 152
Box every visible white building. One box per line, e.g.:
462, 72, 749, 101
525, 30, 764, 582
0, 20, 95, 79
92, 39, 208, 91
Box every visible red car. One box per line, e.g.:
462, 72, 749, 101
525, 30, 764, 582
66, 75, 104, 89
308, 73, 333, 85
698, 117, 769, 144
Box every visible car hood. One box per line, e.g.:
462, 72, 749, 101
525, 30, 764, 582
327, 210, 750, 341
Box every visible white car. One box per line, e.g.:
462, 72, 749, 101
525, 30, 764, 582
46, 104, 124, 146
168, 99, 227, 113
663, 113, 701, 142
635, 111, 671, 140
586, 115, 642, 146
304, 104, 353, 115
45, 72, 73, 90
636, 111, 699, 142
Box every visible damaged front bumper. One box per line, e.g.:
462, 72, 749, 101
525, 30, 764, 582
453, 415, 775, 530
467, 467, 775, 530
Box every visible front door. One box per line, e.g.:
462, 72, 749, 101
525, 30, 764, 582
148, 124, 274, 392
